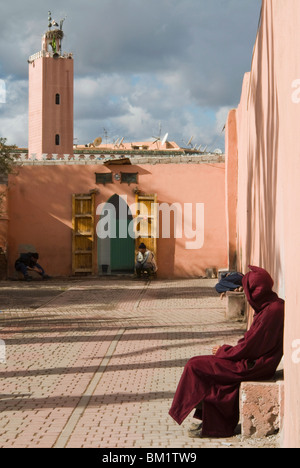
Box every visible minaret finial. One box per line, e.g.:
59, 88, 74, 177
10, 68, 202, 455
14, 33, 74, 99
48, 11, 52, 29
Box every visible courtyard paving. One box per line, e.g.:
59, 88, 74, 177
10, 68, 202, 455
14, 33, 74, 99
0, 276, 280, 449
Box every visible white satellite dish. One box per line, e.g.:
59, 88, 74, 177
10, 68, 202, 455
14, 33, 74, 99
161, 133, 169, 146
93, 137, 102, 147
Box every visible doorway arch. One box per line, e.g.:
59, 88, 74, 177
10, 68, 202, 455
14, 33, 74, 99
97, 194, 135, 275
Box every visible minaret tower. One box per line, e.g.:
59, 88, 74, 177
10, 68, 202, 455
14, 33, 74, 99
28, 12, 73, 159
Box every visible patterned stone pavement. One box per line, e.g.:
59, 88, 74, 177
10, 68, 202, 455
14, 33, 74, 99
0, 277, 280, 449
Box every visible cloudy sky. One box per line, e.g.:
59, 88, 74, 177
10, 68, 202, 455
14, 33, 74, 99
0, 0, 261, 151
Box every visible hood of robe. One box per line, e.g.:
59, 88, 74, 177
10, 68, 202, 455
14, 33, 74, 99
242, 265, 278, 314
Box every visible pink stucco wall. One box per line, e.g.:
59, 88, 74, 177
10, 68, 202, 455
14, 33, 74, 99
225, 109, 238, 271
7, 161, 228, 279
233, 0, 300, 448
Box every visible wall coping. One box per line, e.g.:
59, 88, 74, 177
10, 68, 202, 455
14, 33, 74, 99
10, 151, 225, 166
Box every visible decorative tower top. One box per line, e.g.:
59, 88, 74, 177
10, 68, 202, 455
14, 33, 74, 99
29, 11, 72, 62
42, 11, 66, 56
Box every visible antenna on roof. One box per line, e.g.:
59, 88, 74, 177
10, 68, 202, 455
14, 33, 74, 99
103, 128, 108, 146
118, 137, 125, 147
113, 138, 120, 148
152, 122, 162, 144
151, 123, 170, 149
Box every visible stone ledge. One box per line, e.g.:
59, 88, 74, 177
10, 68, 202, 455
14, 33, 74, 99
10, 152, 225, 166
240, 373, 284, 438
225, 291, 245, 320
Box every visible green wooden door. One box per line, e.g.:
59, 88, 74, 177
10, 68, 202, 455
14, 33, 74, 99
110, 195, 135, 272
111, 219, 135, 272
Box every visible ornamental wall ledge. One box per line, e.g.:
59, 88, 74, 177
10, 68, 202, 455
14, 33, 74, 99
10, 152, 225, 165
28, 51, 73, 62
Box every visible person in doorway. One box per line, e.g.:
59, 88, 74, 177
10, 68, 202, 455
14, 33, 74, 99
169, 265, 284, 438
15, 252, 50, 281
135, 243, 157, 278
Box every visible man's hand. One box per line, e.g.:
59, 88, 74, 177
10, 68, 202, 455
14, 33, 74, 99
212, 345, 221, 355
28, 266, 42, 274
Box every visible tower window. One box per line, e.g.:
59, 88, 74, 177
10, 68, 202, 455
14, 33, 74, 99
55, 134, 60, 145
55, 93, 60, 105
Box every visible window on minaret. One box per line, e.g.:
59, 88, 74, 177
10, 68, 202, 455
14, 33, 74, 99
55, 93, 60, 105
55, 134, 60, 146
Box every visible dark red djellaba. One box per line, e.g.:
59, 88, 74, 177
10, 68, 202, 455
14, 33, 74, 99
169, 266, 285, 438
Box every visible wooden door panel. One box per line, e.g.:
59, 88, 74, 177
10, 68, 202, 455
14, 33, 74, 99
135, 193, 157, 255
72, 193, 95, 275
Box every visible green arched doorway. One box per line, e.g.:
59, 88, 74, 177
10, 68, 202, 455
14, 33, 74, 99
98, 194, 135, 275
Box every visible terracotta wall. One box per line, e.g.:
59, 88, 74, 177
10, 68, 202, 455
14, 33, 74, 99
232, 0, 300, 448
7, 161, 228, 279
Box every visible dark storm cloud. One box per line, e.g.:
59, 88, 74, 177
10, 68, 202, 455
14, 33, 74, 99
0, 0, 261, 148
67, 0, 260, 106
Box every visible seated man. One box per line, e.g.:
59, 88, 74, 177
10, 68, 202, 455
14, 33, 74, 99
15, 252, 50, 281
169, 266, 284, 438
135, 243, 157, 278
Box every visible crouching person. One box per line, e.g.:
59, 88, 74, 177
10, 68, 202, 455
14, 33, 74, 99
15, 252, 50, 281
135, 243, 157, 278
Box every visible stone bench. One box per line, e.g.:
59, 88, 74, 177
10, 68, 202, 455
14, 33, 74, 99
240, 369, 284, 438
225, 291, 246, 320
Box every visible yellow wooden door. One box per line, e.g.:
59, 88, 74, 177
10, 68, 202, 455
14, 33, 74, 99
72, 193, 95, 275
135, 193, 158, 256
